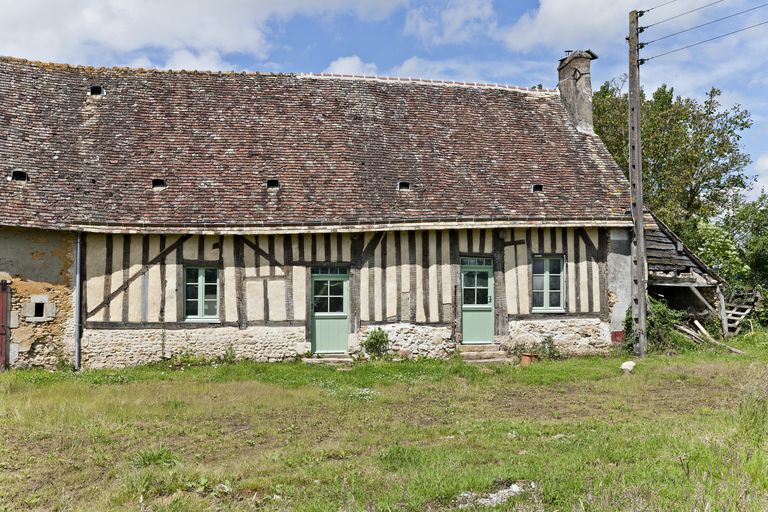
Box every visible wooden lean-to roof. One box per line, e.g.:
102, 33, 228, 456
0, 56, 631, 234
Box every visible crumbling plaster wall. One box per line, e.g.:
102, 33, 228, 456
607, 228, 632, 339
0, 227, 75, 367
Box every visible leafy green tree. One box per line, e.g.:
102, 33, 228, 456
723, 192, 768, 286
695, 221, 749, 283
593, 80, 753, 244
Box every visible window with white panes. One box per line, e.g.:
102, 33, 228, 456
532, 256, 565, 312
184, 267, 219, 320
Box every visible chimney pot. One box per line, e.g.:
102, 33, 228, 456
557, 49, 598, 134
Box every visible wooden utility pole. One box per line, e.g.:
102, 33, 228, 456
628, 10, 648, 356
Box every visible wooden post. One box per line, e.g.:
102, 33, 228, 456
716, 285, 729, 338
628, 10, 649, 356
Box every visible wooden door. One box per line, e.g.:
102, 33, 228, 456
311, 268, 349, 354
461, 258, 494, 344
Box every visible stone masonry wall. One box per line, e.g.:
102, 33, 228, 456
505, 318, 612, 356
0, 228, 76, 368
81, 326, 306, 369
355, 323, 456, 359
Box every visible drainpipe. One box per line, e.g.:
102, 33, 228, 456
73, 231, 83, 370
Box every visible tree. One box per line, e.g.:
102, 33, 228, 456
593, 79, 753, 245
722, 192, 768, 287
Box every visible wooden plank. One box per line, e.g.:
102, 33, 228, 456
688, 285, 715, 313
693, 320, 745, 354
234, 236, 247, 329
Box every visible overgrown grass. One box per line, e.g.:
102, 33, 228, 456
1, 331, 768, 511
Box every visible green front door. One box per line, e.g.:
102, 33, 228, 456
461, 257, 494, 344
311, 267, 349, 354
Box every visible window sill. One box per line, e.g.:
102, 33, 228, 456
530, 309, 566, 314
184, 318, 221, 324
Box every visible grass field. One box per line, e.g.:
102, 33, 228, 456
2, 332, 768, 511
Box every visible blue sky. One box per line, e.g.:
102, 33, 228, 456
3, 0, 767, 197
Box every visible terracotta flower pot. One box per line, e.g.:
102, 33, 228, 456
520, 353, 538, 366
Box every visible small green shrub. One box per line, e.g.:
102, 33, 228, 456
217, 345, 237, 365
133, 447, 180, 468
538, 336, 562, 360
624, 297, 694, 353
362, 328, 389, 359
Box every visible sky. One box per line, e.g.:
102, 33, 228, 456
2, 0, 766, 198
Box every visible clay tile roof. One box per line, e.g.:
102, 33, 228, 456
0, 56, 630, 234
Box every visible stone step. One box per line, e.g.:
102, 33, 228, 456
460, 350, 509, 360
303, 355, 354, 365
465, 358, 514, 365
458, 344, 502, 353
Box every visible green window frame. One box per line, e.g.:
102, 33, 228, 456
311, 267, 349, 315
532, 255, 565, 312
460, 257, 493, 306
184, 267, 220, 321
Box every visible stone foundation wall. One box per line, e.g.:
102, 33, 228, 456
81, 326, 306, 369
355, 323, 455, 359
505, 318, 612, 356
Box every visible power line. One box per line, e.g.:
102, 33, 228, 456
641, 19, 768, 62
644, 0, 727, 28
642, 0, 682, 13
644, 2, 768, 44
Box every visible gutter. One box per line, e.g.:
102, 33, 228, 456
73, 231, 83, 370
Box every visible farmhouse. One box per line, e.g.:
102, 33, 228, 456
1, 51, 640, 369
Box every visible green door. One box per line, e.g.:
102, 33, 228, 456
311, 267, 349, 354
461, 257, 494, 344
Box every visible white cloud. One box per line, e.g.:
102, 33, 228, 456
751, 154, 768, 198
0, 0, 407, 70
390, 56, 551, 86
164, 50, 236, 71
404, 0, 495, 45
324, 55, 378, 75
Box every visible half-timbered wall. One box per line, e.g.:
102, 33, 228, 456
82, 227, 608, 333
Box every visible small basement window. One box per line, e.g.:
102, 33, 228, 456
89, 85, 105, 96
152, 178, 167, 191
532, 184, 544, 192
10, 170, 28, 182
34, 302, 45, 317
398, 181, 411, 191
266, 179, 280, 189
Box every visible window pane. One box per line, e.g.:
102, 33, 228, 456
314, 297, 329, 313
479, 258, 492, 266
204, 300, 217, 317
476, 288, 489, 304
549, 292, 561, 308
329, 297, 344, 313
476, 272, 488, 288
463, 288, 475, 305
532, 291, 544, 308
204, 268, 218, 283
314, 280, 329, 296
549, 275, 561, 291
532, 275, 544, 292
185, 268, 198, 283
204, 284, 217, 300
549, 258, 562, 274
186, 284, 198, 301
533, 259, 545, 274
185, 300, 198, 317
464, 272, 475, 287
461, 257, 471, 266
329, 281, 343, 296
